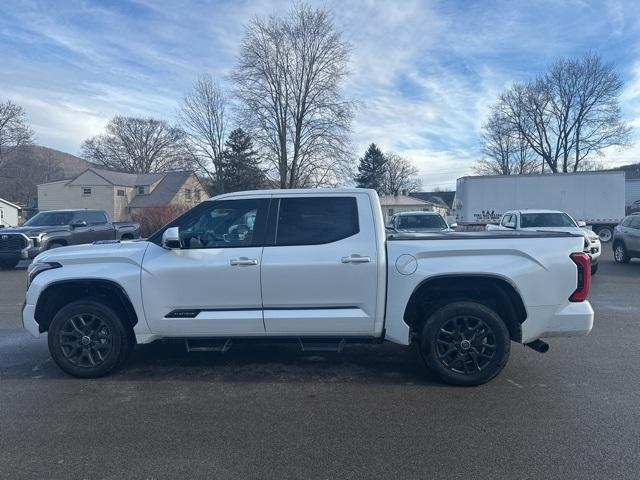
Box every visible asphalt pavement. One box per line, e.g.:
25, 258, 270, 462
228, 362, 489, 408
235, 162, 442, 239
0, 247, 639, 479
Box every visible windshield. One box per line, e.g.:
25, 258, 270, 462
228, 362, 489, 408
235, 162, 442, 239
520, 213, 576, 228
397, 214, 447, 230
24, 212, 75, 227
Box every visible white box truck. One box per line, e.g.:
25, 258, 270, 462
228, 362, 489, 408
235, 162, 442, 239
453, 172, 626, 242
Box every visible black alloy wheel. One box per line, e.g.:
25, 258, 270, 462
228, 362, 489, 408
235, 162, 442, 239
48, 299, 131, 378
419, 301, 510, 386
435, 315, 497, 375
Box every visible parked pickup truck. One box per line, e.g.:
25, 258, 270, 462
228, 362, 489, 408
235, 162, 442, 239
487, 209, 601, 275
0, 209, 139, 269
387, 211, 450, 233
23, 189, 594, 385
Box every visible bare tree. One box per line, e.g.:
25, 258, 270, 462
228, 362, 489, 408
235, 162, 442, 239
474, 108, 538, 175
0, 100, 35, 171
383, 153, 421, 195
82, 116, 188, 173
232, 3, 354, 188
496, 53, 631, 173
179, 74, 228, 192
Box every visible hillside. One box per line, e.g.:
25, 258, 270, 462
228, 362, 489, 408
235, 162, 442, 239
610, 162, 640, 180
0, 145, 91, 206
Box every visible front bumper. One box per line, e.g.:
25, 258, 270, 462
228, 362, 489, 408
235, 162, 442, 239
22, 302, 40, 338
521, 301, 594, 343
27, 246, 43, 259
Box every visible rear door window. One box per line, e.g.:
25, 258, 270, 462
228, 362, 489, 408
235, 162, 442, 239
274, 197, 359, 246
85, 211, 108, 225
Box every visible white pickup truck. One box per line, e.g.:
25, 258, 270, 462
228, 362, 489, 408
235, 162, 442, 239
23, 189, 594, 385
487, 209, 602, 275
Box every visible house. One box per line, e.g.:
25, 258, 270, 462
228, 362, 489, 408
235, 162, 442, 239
0, 198, 21, 227
37, 168, 206, 221
409, 191, 456, 213
378, 194, 448, 223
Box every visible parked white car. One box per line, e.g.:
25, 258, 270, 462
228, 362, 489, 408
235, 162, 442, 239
23, 189, 593, 385
387, 211, 450, 232
488, 209, 601, 275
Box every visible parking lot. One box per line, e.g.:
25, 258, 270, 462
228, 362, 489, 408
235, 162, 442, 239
0, 247, 638, 479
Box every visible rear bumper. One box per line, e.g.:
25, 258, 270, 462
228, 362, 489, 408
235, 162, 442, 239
521, 302, 594, 343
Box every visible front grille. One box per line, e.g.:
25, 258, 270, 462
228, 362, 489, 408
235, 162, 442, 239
0, 234, 28, 251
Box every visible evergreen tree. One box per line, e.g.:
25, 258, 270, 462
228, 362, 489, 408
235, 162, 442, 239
355, 143, 387, 193
222, 128, 266, 192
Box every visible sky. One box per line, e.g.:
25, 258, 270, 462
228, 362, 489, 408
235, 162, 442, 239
1, 0, 640, 190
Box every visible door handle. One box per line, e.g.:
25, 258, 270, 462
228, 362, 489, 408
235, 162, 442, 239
230, 257, 259, 266
341, 255, 371, 264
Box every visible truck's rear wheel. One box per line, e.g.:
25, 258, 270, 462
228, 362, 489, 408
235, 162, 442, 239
48, 299, 131, 378
418, 301, 510, 386
597, 226, 613, 243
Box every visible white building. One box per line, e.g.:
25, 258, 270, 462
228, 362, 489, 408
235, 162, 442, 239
0, 198, 21, 227
378, 194, 448, 223
38, 168, 206, 221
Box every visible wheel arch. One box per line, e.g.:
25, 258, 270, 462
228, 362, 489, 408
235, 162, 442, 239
403, 274, 527, 343
46, 237, 68, 248
34, 279, 138, 333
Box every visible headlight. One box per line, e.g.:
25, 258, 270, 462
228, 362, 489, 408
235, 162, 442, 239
27, 261, 61, 287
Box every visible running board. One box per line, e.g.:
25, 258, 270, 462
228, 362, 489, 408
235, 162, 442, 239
298, 338, 346, 352
185, 338, 233, 352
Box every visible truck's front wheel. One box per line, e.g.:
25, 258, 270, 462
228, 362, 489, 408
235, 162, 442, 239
419, 301, 510, 386
48, 299, 131, 378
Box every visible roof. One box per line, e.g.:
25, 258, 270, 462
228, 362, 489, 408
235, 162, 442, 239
32, 208, 105, 213
81, 168, 165, 187
410, 191, 455, 209
457, 171, 625, 181
379, 194, 433, 206
507, 209, 569, 214
394, 210, 443, 216
214, 187, 377, 201
128, 171, 195, 208
0, 198, 21, 210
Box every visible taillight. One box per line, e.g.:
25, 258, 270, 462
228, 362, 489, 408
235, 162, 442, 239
569, 252, 591, 302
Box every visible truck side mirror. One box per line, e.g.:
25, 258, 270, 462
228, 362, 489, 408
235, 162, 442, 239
450, 223, 458, 230
162, 227, 182, 249
577, 221, 586, 227
504, 221, 516, 229
70, 220, 88, 228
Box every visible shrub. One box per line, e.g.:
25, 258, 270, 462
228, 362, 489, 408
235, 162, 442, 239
132, 205, 190, 238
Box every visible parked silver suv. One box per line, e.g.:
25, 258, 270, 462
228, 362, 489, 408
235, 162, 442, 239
613, 214, 640, 263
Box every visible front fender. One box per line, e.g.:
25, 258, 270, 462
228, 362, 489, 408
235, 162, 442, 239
25, 242, 151, 337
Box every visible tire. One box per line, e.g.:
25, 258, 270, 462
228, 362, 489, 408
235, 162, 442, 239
0, 259, 19, 270
613, 243, 630, 264
48, 299, 132, 378
418, 301, 510, 386
591, 263, 598, 275
597, 226, 613, 243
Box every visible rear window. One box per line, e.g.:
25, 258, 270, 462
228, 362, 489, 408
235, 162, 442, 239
84, 211, 108, 225
397, 214, 446, 230
520, 213, 576, 228
275, 197, 359, 246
